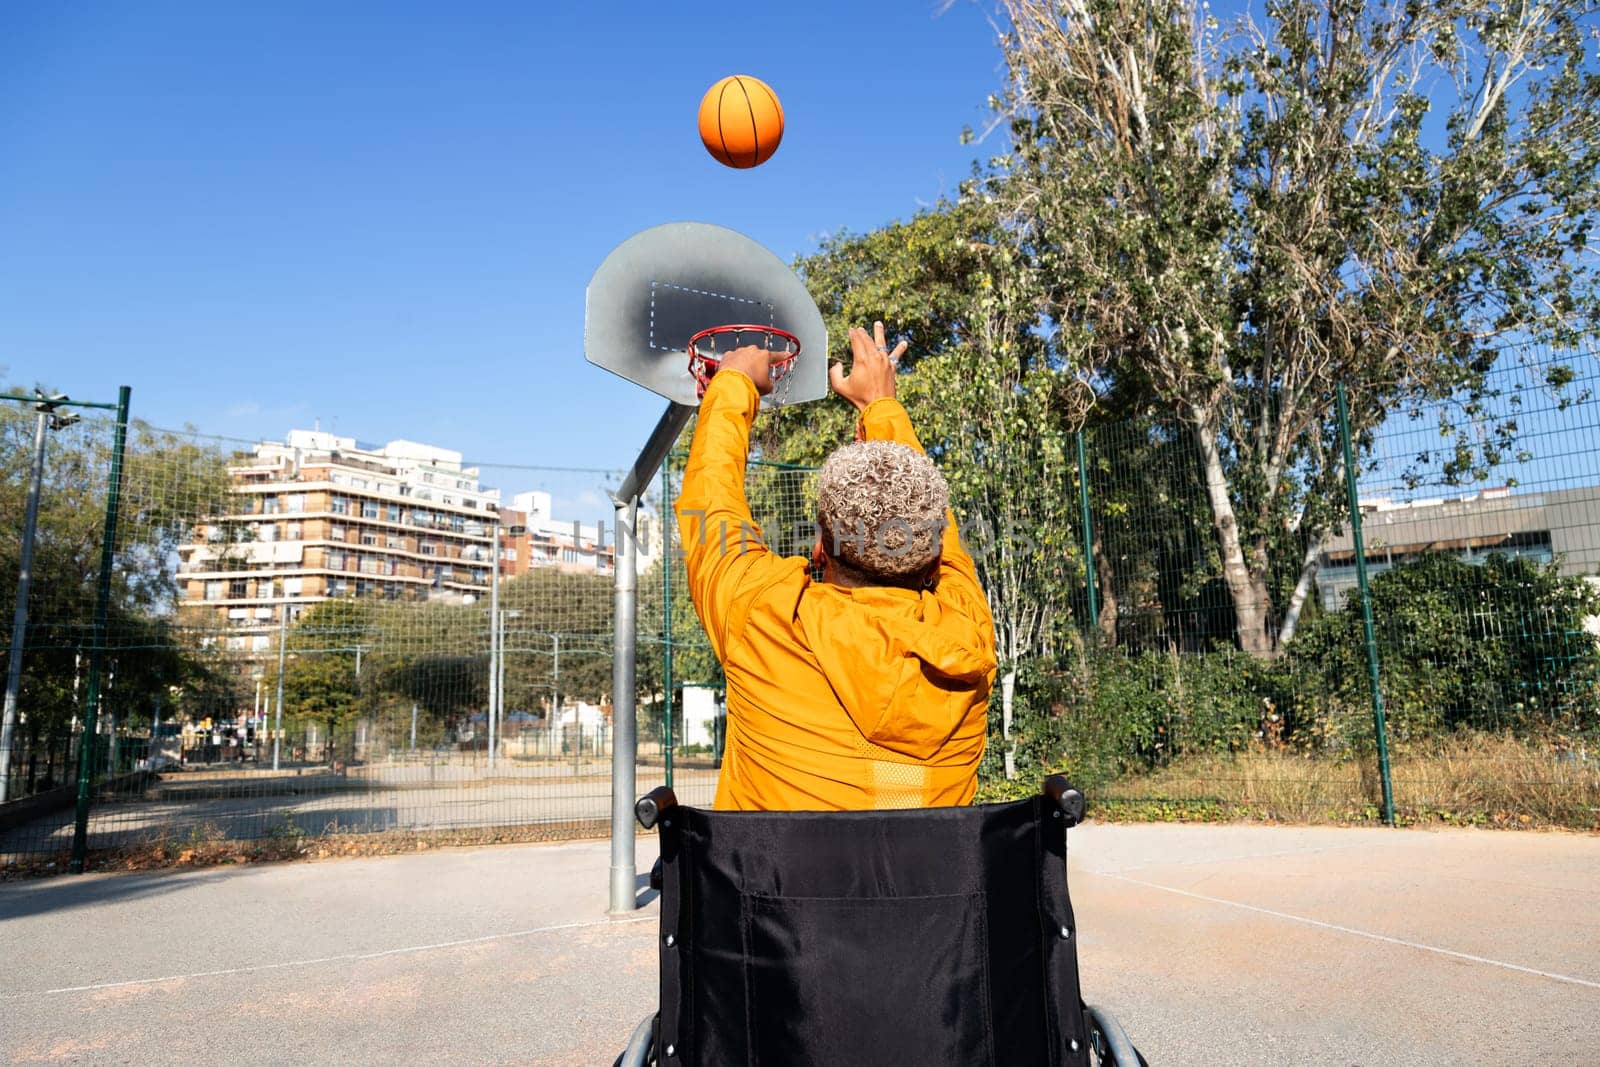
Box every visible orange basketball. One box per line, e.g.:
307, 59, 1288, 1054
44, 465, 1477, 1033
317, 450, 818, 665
698, 75, 784, 169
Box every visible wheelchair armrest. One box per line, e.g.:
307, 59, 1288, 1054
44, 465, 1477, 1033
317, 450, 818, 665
635, 785, 679, 830
1043, 775, 1086, 828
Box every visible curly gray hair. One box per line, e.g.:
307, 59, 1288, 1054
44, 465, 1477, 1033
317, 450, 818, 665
816, 441, 949, 582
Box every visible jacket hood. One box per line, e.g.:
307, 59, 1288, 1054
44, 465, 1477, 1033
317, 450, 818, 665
797, 584, 996, 760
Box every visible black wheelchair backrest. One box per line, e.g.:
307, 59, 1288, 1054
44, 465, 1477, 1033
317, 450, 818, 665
642, 778, 1092, 1066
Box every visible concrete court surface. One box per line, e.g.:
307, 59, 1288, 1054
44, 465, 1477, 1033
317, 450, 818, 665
1, 823, 1596, 1066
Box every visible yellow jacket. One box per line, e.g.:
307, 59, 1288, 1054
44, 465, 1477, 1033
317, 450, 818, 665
675, 371, 997, 811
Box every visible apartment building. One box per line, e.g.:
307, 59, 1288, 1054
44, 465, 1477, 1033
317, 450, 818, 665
498, 490, 659, 578
178, 430, 501, 653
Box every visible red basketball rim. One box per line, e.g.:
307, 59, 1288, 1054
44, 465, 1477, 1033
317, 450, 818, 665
687, 324, 801, 397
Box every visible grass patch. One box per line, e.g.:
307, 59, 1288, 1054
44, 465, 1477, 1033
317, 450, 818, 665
985, 734, 1600, 831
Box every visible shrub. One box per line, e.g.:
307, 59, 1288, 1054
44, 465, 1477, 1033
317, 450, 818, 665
990, 648, 1301, 789
984, 551, 1600, 801
1288, 552, 1600, 740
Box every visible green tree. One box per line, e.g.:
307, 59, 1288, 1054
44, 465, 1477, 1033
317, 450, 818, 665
1, 390, 235, 746
1083, 418, 1245, 652
364, 596, 485, 739
987, 0, 1600, 655
372, 652, 482, 742
497, 568, 614, 710
277, 600, 373, 747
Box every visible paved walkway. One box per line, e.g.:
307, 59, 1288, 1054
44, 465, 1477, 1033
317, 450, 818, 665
3, 823, 1596, 1065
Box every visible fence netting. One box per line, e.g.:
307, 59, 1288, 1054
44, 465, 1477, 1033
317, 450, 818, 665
1005, 343, 1600, 827
0, 411, 645, 861
5, 346, 1600, 871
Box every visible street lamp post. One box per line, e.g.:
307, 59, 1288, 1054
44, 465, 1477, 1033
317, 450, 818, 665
251, 670, 264, 761
498, 610, 506, 756
272, 602, 288, 771
550, 633, 561, 765
0, 393, 80, 804
498, 608, 522, 761
488, 525, 500, 768
486, 523, 524, 770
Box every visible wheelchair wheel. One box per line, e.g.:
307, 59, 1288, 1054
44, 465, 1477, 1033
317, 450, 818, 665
1086, 1002, 1147, 1066
613, 1014, 655, 1067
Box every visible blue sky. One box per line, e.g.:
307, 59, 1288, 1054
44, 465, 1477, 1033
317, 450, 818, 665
0, 1, 1007, 504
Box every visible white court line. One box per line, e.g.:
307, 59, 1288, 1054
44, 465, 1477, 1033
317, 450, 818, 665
1095, 871, 1600, 991
5, 915, 656, 999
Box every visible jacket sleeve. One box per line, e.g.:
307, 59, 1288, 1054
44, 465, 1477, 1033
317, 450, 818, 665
857, 398, 994, 637
675, 371, 790, 662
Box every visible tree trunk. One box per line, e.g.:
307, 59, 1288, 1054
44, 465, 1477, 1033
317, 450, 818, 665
1000, 669, 1016, 780
1276, 534, 1323, 647
1094, 540, 1118, 646
1192, 417, 1275, 656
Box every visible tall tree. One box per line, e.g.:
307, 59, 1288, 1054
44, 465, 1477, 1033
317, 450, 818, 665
988, 0, 1600, 654
364, 594, 486, 738
496, 568, 614, 707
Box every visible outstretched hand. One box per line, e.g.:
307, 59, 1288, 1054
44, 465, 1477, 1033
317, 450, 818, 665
830, 322, 906, 412
715, 345, 785, 397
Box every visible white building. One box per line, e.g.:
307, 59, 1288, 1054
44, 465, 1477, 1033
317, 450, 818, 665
678, 685, 723, 748
179, 430, 502, 660
507, 490, 659, 575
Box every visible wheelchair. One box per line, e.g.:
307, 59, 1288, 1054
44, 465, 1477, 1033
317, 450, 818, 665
617, 776, 1145, 1066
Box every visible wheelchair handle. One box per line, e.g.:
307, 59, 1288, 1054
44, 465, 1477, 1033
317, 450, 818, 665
1043, 775, 1086, 827
635, 785, 679, 830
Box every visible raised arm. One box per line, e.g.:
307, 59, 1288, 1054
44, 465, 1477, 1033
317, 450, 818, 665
832, 324, 991, 628
674, 352, 790, 662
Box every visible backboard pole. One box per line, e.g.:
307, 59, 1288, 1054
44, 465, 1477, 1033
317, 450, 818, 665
608, 494, 641, 915
616, 403, 694, 505
609, 402, 692, 913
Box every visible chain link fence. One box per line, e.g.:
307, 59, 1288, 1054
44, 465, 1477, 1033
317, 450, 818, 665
0, 402, 660, 865
6, 346, 1600, 872
993, 344, 1600, 828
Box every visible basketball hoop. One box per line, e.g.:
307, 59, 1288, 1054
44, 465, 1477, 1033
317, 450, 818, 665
687, 324, 801, 399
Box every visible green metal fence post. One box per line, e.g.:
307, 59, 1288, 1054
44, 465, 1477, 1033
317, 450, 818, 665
661, 461, 674, 789
1336, 384, 1396, 827
70, 385, 131, 873
1075, 431, 1099, 638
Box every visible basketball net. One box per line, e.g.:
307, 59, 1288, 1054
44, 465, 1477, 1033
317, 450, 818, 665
687, 324, 800, 404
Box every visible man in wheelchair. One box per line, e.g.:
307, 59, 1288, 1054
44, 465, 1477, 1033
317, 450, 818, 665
675, 321, 997, 811
621, 323, 1143, 1065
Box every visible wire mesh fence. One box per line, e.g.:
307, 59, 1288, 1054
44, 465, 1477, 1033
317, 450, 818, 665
0, 406, 649, 863
645, 455, 818, 809
990, 343, 1600, 828
6, 343, 1600, 873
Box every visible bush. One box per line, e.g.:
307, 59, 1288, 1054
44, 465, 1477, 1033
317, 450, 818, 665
983, 551, 1600, 804
1289, 552, 1600, 740
989, 648, 1301, 790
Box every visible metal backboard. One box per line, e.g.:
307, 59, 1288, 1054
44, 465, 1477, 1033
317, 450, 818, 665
584, 222, 827, 406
